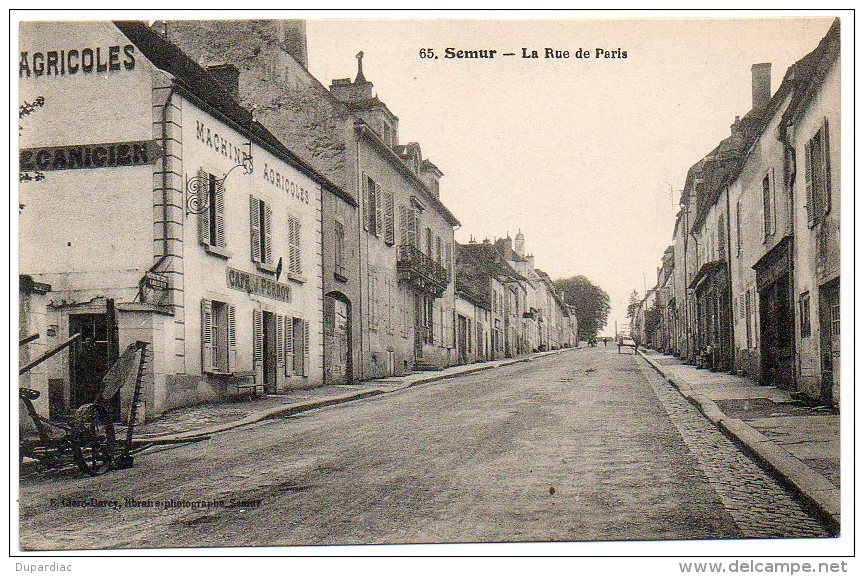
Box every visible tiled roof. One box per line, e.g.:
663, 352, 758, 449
113, 20, 355, 206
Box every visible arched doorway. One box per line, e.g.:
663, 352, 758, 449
324, 292, 352, 385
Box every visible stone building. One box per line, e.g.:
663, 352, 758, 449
785, 20, 841, 406
655, 19, 840, 406
159, 19, 460, 379
19, 21, 347, 419
155, 19, 362, 384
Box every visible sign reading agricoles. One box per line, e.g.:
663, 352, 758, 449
19, 140, 161, 172
226, 267, 292, 303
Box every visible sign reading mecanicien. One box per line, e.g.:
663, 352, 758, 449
20, 140, 161, 172
226, 267, 292, 303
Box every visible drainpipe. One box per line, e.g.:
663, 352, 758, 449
355, 132, 364, 381
159, 84, 177, 267
724, 182, 735, 371
779, 123, 799, 389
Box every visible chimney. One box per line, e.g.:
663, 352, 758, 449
514, 230, 526, 258
279, 20, 308, 68
330, 52, 374, 104
751, 63, 771, 111
207, 64, 240, 98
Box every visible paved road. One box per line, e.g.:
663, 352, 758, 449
18, 348, 828, 550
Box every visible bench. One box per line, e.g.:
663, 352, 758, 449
617, 339, 638, 354
225, 372, 261, 400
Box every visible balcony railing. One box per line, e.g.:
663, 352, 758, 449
397, 244, 449, 297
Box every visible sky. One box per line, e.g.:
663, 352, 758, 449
305, 16, 835, 333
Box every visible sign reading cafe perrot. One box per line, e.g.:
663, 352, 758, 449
226, 267, 292, 303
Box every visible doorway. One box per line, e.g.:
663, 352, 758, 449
324, 294, 352, 384
262, 311, 278, 393
69, 314, 118, 416
759, 275, 794, 389
818, 279, 840, 406
457, 315, 468, 364
413, 293, 424, 362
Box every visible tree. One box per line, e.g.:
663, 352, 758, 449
19, 96, 46, 192
626, 289, 641, 321
555, 275, 611, 341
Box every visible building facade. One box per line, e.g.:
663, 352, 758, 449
19, 21, 344, 419
645, 19, 840, 406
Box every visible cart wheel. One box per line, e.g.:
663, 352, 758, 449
71, 404, 116, 476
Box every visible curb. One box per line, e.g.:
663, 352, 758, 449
135, 349, 566, 444
636, 349, 840, 535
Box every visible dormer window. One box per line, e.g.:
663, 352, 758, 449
381, 121, 393, 148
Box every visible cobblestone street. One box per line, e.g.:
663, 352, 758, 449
18, 348, 829, 550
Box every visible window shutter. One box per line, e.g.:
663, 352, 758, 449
384, 189, 395, 244
770, 167, 777, 235
288, 216, 302, 275
362, 174, 370, 232
822, 119, 831, 216
215, 177, 225, 247
253, 308, 263, 368
303, 319, 310, 377
445, 241, 452, 281
227, 304, 237, 372
201, 299, 214, 372
409, 208, 418, 248
263, 201, 273, 264
804, 141, 814, 227
198, 169, 211, 245
285, 317, 294, 376
399, 205, 408, 245
375, 183, 383, 238
250, 195, 261, 262
276, 313, 285, 370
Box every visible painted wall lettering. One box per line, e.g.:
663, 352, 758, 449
19, 140, 161, 172
19, 45, 135, 77
262, 162, 311, 205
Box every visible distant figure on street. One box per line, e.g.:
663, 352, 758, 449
603, 337, 608, 347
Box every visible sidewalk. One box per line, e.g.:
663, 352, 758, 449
126, 349, 564, 443
638, 348, 840, 534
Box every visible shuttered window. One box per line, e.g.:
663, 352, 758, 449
445, 241, 452, 282
762, 170, 776, 239
303, 319, 310, 377
198, 170, 225, 248
284, 316, 294, 376
399, 205, 409, 246
735, 200, 742, 255
362, 173, 370, 232
368, 268, 378, 331
384, 188, 395, 244
276, 313, 285, 370
201, 299, 215, 372
253, 308, 263, 368
250, 196, 272, 264
374, 182, 383, 239
799, 292, 811, 338
806, 119, 832, 228
334, 220, 346, 277
291, 317, 307, 376
287, 215, 302, 275
202, 299, 235, 373
363, 175, 380, 236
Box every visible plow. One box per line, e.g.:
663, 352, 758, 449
19, 336, 207, 476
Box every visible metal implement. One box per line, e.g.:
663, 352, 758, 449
19, 339, 149, 476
